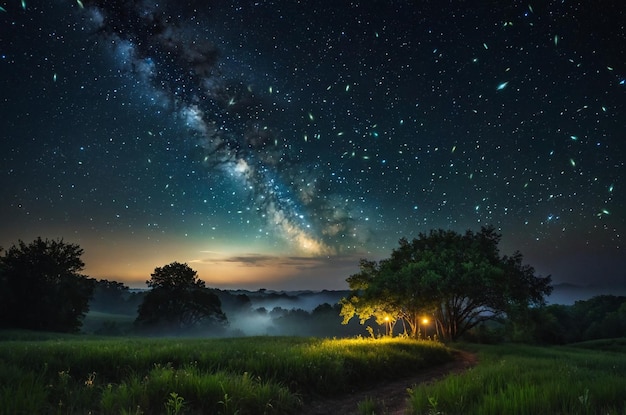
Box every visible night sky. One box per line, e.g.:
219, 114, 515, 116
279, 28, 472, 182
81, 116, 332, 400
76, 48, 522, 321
1, 0, 624, 290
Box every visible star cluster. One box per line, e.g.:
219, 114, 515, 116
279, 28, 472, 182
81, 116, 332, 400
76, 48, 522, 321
0, 0, 624, 289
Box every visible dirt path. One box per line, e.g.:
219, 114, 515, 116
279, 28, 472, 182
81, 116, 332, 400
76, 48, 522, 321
301, 350, 478, 415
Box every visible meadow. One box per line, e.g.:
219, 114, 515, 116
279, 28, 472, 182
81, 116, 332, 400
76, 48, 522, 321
3, 330, 625, 415
408, 339, 626, 415
0, 331, 452, 414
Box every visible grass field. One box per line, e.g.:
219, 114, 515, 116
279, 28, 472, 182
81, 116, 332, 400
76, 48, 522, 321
407, 340, 626, 415
4, 330, 625, 415
0, 331, 452, 414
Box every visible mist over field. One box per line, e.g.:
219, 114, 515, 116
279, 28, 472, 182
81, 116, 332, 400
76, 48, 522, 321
233, 289, 348, 312
85, 288, 365, 337
85, 284, 623, 338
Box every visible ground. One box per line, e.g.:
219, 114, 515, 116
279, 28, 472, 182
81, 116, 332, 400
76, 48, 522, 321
302, 350, 478, 415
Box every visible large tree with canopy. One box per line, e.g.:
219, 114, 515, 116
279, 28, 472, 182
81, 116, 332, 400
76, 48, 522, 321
340, 226, 553, 341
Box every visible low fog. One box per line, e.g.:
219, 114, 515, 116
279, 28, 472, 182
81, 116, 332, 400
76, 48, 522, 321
85, 286, 368, 337
85, 283, 623, 337
232, 289, 347, 312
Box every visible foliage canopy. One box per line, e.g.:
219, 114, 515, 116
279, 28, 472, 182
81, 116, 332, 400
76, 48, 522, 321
340, 226, 553, 341
135, 262, 227, 332
0, 237, 94, 332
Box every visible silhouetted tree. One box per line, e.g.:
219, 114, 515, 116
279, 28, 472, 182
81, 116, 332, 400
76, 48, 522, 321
135, 262, 226, 332
0, 237, 94, 332
340, 226, 553, 341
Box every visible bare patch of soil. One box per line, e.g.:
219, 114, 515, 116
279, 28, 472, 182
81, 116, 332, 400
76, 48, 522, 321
301, 350, 477, 415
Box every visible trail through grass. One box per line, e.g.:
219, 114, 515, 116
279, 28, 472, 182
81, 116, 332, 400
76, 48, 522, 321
0, 331, 452, 414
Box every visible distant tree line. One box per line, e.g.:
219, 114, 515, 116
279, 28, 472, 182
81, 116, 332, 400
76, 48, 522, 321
507, 295, 626, 344
1, 234, 624, 345
88, 284, 370, 337
90, 279, 143, 315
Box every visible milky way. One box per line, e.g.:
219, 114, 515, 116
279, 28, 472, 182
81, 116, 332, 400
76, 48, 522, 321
0, 0, 624, 288
79, 0, 365, 255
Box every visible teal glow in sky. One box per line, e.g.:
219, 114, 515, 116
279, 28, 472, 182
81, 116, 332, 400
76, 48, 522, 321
1, 0, 624, 290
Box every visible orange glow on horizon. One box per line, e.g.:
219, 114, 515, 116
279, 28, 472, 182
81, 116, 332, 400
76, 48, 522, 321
77, 234, 358, 290
0, 227, 364, 290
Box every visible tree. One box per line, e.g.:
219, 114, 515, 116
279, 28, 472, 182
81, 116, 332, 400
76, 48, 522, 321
0, 237, 94, 332
135, 262, 227, 332
340, 226, 552, 341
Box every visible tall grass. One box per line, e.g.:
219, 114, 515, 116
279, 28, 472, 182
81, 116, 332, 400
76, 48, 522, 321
0, 332, 452, 414
408, 342, 626, 415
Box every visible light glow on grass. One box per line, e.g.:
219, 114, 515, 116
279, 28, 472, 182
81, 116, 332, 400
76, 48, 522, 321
0, 332, 453, 414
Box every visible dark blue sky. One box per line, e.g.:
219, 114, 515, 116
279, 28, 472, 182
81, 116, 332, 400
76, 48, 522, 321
1, 0, 624, 289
